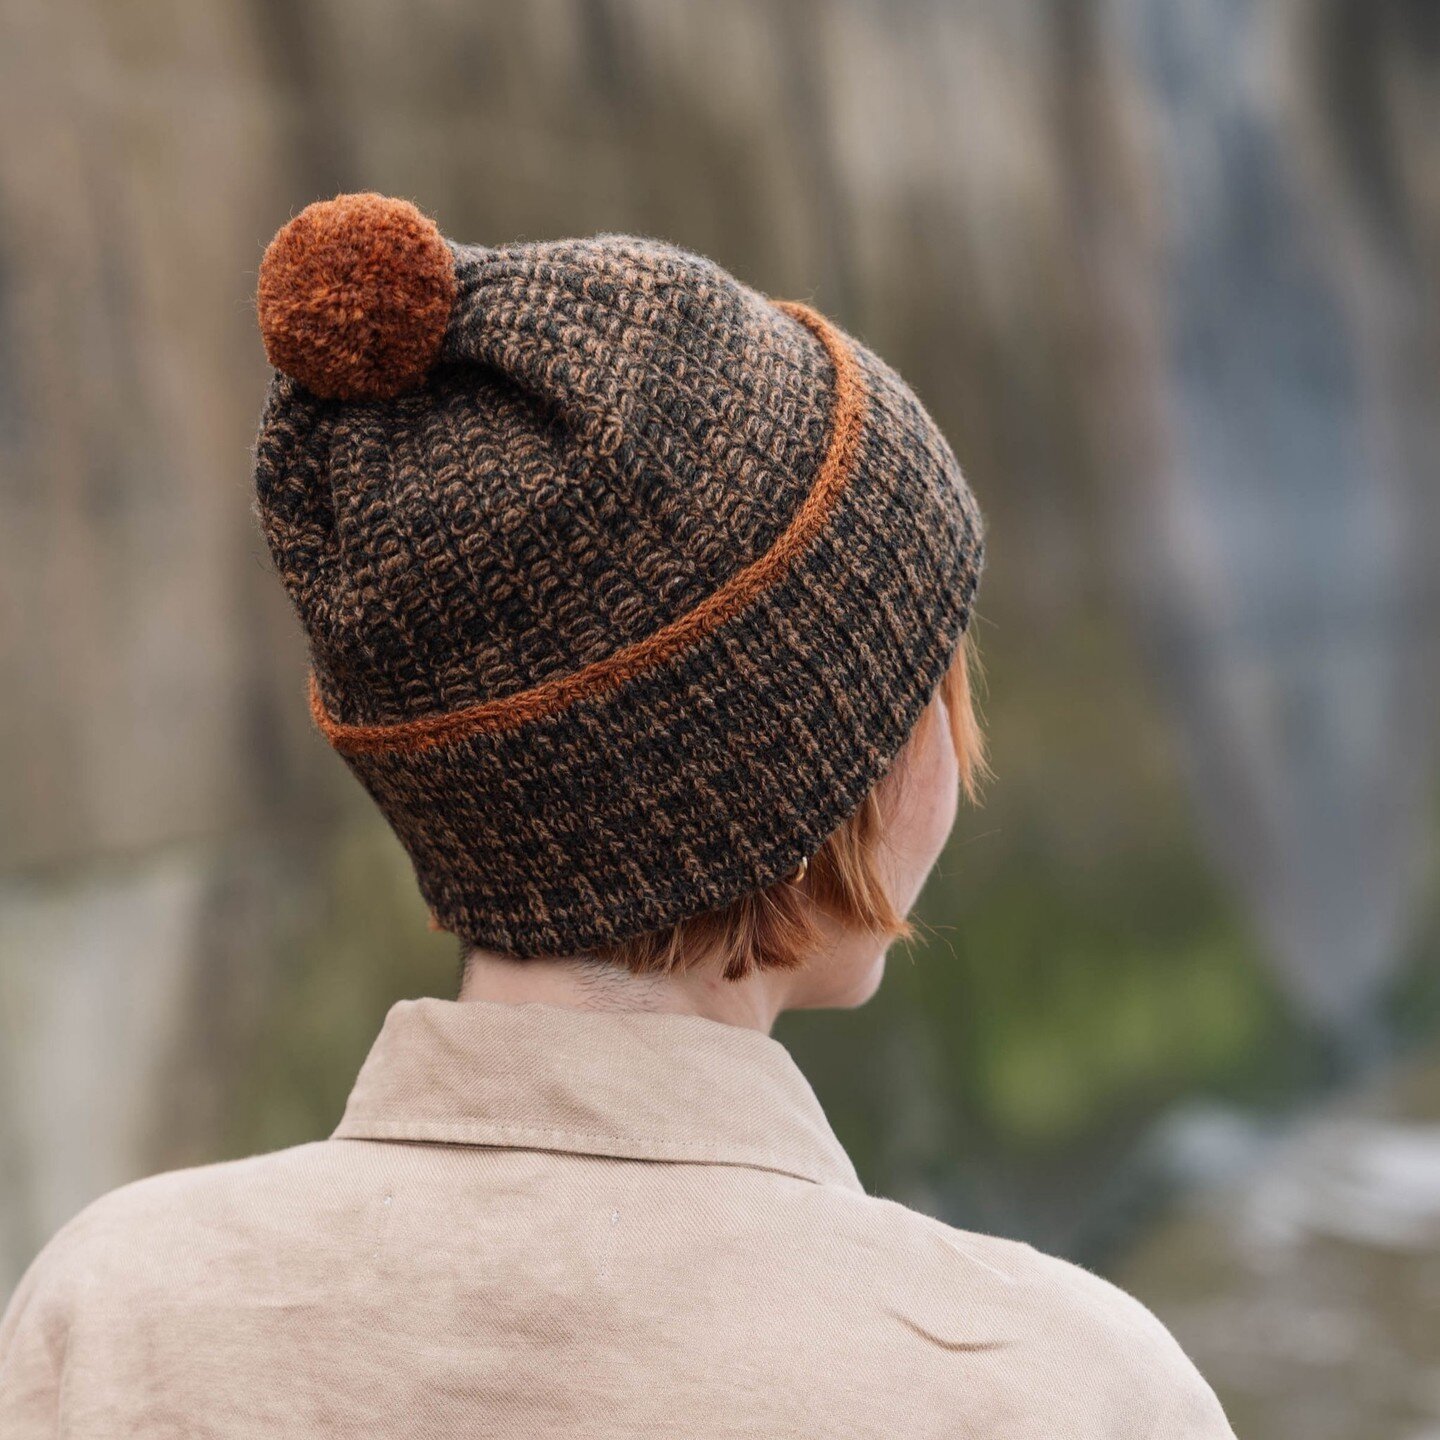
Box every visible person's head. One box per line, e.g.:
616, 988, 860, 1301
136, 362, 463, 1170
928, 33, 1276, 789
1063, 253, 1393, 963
253, 194, 986, 1013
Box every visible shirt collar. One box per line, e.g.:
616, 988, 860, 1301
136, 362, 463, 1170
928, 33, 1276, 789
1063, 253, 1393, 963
332, 996, 863, 1192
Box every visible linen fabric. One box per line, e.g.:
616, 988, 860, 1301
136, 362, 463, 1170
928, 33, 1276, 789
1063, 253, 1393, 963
0, 999, 1235, 1438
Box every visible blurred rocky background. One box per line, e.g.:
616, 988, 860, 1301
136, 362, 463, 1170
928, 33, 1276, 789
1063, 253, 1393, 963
1, 1, 1437, 1434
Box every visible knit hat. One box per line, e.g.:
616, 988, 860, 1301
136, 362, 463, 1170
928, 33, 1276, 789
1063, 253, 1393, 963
253, 193, 984, 957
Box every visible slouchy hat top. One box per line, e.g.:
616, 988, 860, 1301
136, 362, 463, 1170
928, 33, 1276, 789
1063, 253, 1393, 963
252, 193, 984, 955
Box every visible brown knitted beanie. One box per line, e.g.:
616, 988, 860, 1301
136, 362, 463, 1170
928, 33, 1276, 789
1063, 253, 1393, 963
253, 193, 984, 957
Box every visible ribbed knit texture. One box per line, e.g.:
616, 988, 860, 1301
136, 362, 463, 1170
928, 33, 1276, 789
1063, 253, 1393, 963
253, 198, 984, 955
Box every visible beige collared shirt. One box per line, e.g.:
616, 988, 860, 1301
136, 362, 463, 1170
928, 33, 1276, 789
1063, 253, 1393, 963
1, 998, 1234, 1437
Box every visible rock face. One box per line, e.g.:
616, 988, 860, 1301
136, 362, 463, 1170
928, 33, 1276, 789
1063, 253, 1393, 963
1, 0, 1436, 1313
1114, 0, 1440, 1034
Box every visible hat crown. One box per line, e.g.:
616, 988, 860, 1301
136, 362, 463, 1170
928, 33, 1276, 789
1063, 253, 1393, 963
257, 233, 834, 725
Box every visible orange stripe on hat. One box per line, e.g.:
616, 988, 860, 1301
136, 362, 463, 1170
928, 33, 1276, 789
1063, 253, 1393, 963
308, 299, 866, 758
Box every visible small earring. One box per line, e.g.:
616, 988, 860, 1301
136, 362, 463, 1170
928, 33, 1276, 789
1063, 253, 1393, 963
788, 854, 809, 885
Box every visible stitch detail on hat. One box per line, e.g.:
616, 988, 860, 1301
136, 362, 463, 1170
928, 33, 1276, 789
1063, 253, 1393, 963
308, 299, 867, 757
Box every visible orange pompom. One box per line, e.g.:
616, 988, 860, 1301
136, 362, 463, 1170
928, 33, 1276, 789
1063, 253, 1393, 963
257, 193, 456, 401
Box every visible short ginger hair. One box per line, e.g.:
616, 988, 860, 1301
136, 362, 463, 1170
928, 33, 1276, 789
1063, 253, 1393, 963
591, 628, 987, 982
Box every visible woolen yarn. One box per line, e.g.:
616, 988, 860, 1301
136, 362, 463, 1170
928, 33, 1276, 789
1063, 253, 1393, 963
252, 193, 984, 956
